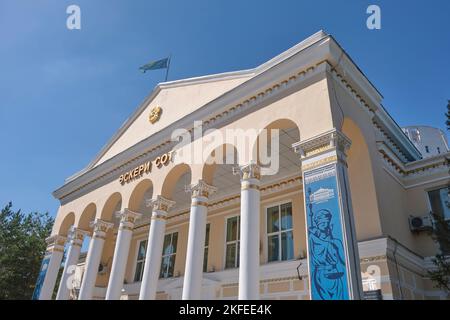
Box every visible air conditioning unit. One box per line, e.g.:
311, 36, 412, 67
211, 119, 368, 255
409, 215, 433, 232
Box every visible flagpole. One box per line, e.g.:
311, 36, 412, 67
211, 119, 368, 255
165, 55, 172, 82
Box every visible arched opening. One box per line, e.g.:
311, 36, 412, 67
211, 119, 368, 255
252, 118, 304, 266
77, 203, 96, 231
57, 212, 75, 237
100, 192, 122, 222
161, 163, 192, 203
201, 144, 241, 199
342, 117, 382, 240
252, 118, 302, 184
128, 179, 153, 214
96, 193, 123, 288
76, 203, 97, 273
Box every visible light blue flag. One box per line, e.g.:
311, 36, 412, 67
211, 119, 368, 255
139, 57, 169, 73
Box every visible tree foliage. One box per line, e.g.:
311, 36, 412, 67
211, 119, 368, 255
0, 202, 54, 299
428, 210, 450, 293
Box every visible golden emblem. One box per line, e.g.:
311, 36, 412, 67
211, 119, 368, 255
149, 106, 162, 124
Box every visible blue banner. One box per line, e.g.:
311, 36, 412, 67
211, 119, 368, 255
304, 164, 349, 300
32, 255, 50, 300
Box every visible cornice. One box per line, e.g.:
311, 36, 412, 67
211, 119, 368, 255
378, 142, 449, 181
327, 61, 420, 163
373, 111, 422, 162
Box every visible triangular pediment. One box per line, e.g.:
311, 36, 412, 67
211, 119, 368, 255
90, 72, 253, 170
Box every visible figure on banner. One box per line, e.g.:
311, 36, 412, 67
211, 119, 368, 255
308, 187, 346, 300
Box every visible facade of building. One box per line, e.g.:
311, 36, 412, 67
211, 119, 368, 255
35, 31, 450, 300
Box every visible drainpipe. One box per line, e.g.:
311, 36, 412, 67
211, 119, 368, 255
390, 237, 404, 300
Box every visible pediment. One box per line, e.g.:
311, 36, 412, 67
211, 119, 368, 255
90, 73, 252, 169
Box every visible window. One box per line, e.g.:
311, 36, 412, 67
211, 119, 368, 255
203, 224, 210, 272
134, 240, 147, 282
267, 202, 294, 262
409, 128, 421, 143
160, 232, 178, 278
428, 187, 450, 221
425, 146, 430, 153
225, 216, 240, 269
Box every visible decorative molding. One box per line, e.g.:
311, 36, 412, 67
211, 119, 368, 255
90, 219, 114, 239
46, 235, 67, 252
292, 129, 351, 160
116, 209, 142, 230
301, 155, 339, 172
68, 226, 90, 247
146, 195, 176, 213
148, 106, 162, 124
377, 142, 450, 183
233, 162, 261, 180
186, 180, 217, 199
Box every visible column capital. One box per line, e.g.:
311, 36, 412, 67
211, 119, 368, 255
115, 208, 142, 231
233, 162, 261, 180
45, 235, 67, 253
185, 180, 217, 199
292, 129, 351, 159
68, 226, 90, 247
146, 195, 175, 220
89, 219, 114, 240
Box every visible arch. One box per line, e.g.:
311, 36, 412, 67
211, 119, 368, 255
57, 212, 75, 237
342, 117, 382, 239
201, 143, 239, 185
251, 118, 300, 160
128, 179, 153, 212
161, 163, 192, 199
100, 192, 122, 221
250, 118, 301, 178
77, 202, 97, 230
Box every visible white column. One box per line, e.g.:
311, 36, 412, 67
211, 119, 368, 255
293, 129, 363, 300
56, 227, 89, 300
105, 209, 142, 300
182, 180, 217, 300
139, 196, 175, 300
234, 162, 261, 300
78, 219, 113, 300
38, 235, 67, 300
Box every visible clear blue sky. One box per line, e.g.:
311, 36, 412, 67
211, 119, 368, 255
1, 0, 449, 218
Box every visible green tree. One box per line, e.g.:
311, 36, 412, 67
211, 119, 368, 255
428, 210, 450, 293
0, 202, 54, 299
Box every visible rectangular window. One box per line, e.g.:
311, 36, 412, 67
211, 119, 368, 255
160, 232, 178, 278
267, 202, 294, 262
428, 187, 450, 220
134, 240, 147, 282
225, 216, 240, 269
203, 223, 210, 272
